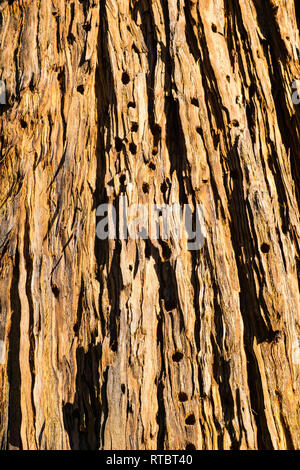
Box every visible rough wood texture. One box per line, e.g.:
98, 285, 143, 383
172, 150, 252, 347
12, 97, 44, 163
0, 0, 299, 450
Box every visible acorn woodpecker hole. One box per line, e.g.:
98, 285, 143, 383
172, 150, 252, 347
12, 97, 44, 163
261, 243, 270, 253
172, 351, 184, 362
185, 413, 196, 425
115, 137, 123, 152
129, 142, 137, 154
142, 182, 149, 194
178, 392, 188, 402
131, 122, 139, 132
186, 443, 196, 450
122, 72, 130, 85
149, 162, 156, 170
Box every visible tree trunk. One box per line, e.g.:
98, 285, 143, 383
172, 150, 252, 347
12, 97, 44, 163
0, 0, 299, 450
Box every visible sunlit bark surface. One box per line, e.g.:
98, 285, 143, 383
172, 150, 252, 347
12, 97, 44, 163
0, 0, 299, 450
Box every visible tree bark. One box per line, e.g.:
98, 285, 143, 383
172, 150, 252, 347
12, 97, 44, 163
0, 0, 299, 450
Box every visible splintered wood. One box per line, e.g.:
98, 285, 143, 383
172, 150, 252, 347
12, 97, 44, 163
0, 0, 299, 450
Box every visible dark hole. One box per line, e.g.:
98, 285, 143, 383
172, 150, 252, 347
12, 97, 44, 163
67, 33, 75, 45
178, 392, 188, 402
51, 284, 60, 298
131, 122, 138, 132
83, 23, 91, 32
29, 78, 35, 92
211, 23, 217, 32
119, 174, 126, 184
152, 124, 161, 136
161, 181, 168, 193
226, 75, 231, 82
128, 101, 136, 108
149, 162, 156, 170
142, 182, 149, 194
152, 147, 158, 156
20, 119, 27, 129
196, 127, 203, 136
121, 384, 126, 394
172, 351, 184, 362
115, 137, 123, 152
122, 72, 130, 85
231, 119, 239, 127
129, 265, 133, 271
186, 443, 196, 451
261, 243, 270, 254
185, 413, 196, 425
73, 323, 79, 333
129, 142, 137, 154
77, 85, 84, 94
191, 97, 199, 107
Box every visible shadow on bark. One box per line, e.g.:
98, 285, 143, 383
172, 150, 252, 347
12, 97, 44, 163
63, 345, 101, 450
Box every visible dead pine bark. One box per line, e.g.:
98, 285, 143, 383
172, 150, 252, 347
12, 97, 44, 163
0, 0, 299, 450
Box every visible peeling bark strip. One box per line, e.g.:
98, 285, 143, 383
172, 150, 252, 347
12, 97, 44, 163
0, 0, 299, 451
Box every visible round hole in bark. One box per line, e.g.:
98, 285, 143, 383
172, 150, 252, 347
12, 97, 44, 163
20, 119, 27, 129
122, 72, 130, 85
149, 162, 156, 170
191, 97, 199, 107
261, 243, 270, 253
77, 84, 84, 94
186, 443, 196, 450
73, 323, 79, 333
231, 119, 240, 127
129, 142, 137, 154
128, 101, 136, 109
226, 75, 231, 82
121, 384, 126, 394
129, 265, 133, 271
152, 147, 158, 156
83, 23, 91, 32
185, 413, 196, 425
178, 392, 188, 402
115, 137, 123, 152
131, 122, 139, 132
142, 182, 149, 194
211, 23, 217, 32
172, 351, 184, 362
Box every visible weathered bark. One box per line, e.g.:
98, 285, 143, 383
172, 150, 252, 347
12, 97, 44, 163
0, 0, 299, 450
